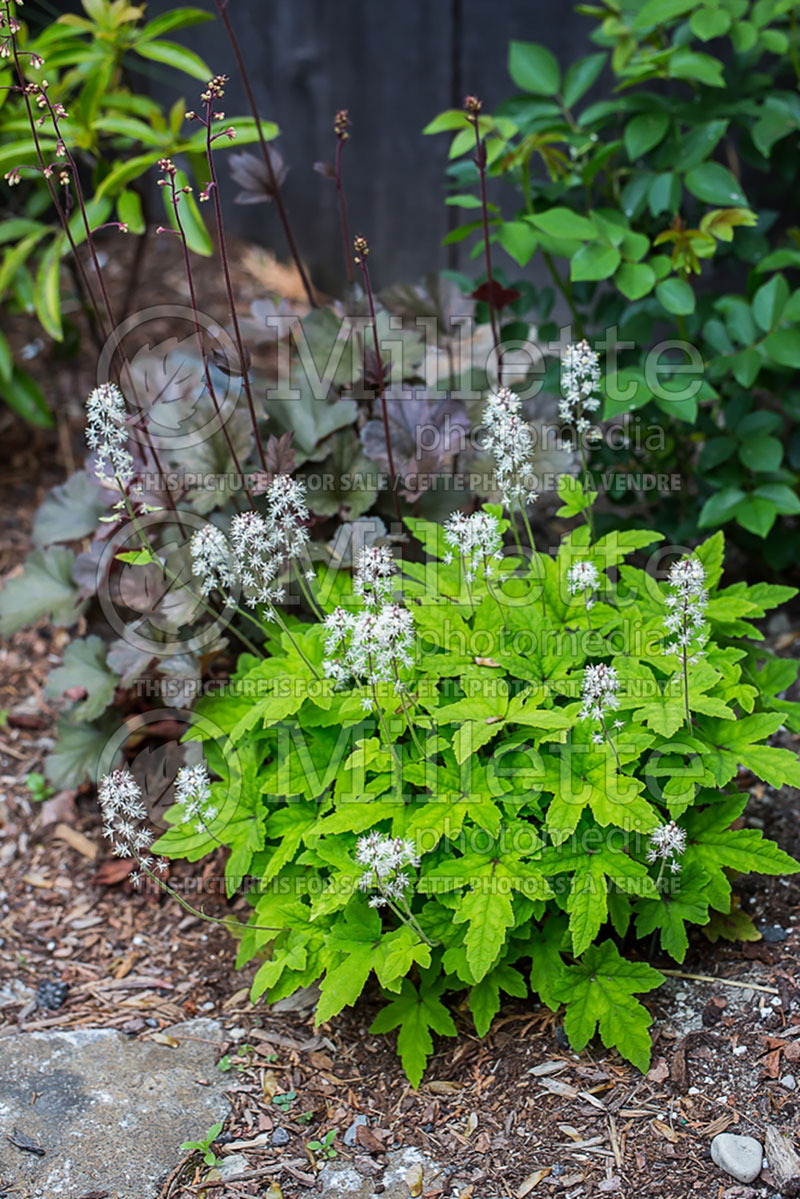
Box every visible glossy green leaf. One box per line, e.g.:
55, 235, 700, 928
656, 276, 695, 315
508, 41, 561, 96
624, 111, 669, 160
684, 162, 747, 207
570, 241, 621, 282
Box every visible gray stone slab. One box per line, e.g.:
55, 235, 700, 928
0, 1018, 231, 1199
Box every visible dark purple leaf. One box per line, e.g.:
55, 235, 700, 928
229, 148, 288, 205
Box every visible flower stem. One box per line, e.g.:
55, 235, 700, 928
355, 238, 403, 526
164, 167, 255, 510
518, 502, 546, 617
202, 105, 268, 471
213, 0, 316, 307
334, 112, 353, 285
466, 98, 503, 386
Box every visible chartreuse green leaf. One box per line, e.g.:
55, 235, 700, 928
684, 794, 800, 911
633, 864, 711, 962
553, 941, 664, 1072
370, 975, 457, 1088
317, 901, 431, 1023
469, 963, 527, 1036
542, 841, 658, 956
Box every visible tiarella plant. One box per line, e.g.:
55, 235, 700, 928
92, 357, 800, 1086
425, 0, 800, 566
0, 5, 515, 785
3, 0, 800, 1087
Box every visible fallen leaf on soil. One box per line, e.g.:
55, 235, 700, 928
151, 1032, 179, 1047
652, 1119, 679, 1143
54, 822, 98, 860
427, 1080, 462, 1095
39, 790, 78, 826
264, 1186, 283, 1199
405, 1162, 424, 1195
516, 1169, 550, 1196
647, 1057, 670, 1083
113, 953, 137, 980
702, 1112, 734, 1136
539, 1078, 579, 1099
529, 1059, 568, 1077
91, 857, 135, 886
355, 1124, 385, 1154
762, 1048, 783, 1079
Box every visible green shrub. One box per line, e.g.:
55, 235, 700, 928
425, 0, 800, 565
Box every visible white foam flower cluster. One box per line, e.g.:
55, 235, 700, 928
443, 511, 503, 583
567, 560, 600, 599
324, 604, 414, 695
190, 524, 238, 607
560, 340, 602, 439
579, 662, 620, 723
229, 475, 310, 613
646, 820, 687, 875
664, 557, 708, 664
355, 832, 420, 907
97, 768, 166, 885
85, 383, 134, 485
230, 511, 284, 610
323, 546, 414, 700
482, 386, 539, 506
173, 762, 218, 832
266, 474, 311, 560
353, 545, 397, 607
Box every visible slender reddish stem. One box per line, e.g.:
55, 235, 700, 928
335, 135, 353, 285
469, 111, 503, 385
213, 0, 316, 308
165, 170, 255, 509
357, 249, 402, 526
15, 55, 184, 530
203, 108, 267, 470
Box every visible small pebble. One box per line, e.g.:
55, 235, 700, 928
780, 1074, 796, 1090
271, 1127, 290, 1147
343, 1115, 367, 1146
733, 1045, 747, 1057
711, 1133, 763, 1184
760, 925, 788, 943
35, 979, 69, 1010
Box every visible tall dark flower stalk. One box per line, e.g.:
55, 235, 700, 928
213, 0, 316, 308
334, 110, 353, 285
159, 158, 255, 511
191, 74, 267, 471
18, 63, 185, 531
464, 95, 503, 386
354, 235, 402, 526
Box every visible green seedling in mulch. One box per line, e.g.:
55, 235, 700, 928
307, 1129, 337, 1160
180, 1121, 224, 1168
26, 772, 53, 802
272, 1090, 296, 1113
